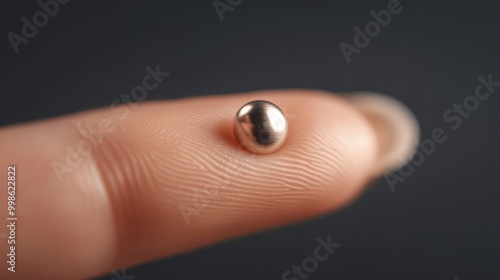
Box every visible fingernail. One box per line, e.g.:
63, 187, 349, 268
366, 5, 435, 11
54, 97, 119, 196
343, 92, 420, 176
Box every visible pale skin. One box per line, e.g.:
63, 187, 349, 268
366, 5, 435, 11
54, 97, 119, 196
0, 90, 418, 279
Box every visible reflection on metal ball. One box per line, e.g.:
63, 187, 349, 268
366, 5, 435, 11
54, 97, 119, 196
233, 100, 288, 154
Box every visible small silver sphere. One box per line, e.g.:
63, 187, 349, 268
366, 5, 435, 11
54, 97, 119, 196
233, 100, 288, 154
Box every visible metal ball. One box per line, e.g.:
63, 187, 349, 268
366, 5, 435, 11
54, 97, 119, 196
233, 100, 288, 154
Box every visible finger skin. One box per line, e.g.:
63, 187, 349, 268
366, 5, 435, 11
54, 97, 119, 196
0, 90, 378, 279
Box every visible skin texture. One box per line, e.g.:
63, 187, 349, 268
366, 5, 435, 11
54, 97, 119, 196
0, 90, 417, 279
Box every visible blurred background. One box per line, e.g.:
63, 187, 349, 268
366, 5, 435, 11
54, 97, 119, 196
1, 0, 499, 279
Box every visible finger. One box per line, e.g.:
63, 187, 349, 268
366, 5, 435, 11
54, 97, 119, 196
0, 89, 417, 280
343, 92, 419, 176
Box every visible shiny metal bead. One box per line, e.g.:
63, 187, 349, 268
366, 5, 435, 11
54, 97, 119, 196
233, 100, 288, 154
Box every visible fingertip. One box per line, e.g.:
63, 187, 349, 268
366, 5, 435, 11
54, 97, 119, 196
343, 92, 420, 176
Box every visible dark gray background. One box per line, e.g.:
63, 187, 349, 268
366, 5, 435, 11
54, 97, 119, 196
1, 0, 499, 279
